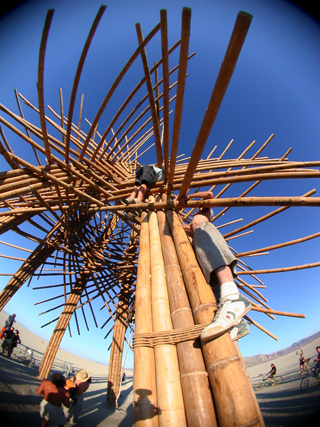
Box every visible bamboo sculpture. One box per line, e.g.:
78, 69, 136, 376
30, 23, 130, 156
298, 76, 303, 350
0, 5, 319, 426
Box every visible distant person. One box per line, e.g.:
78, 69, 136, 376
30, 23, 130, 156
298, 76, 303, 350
1, 326, 15, 356
266, 363, 277, 385
64, 369, 91, 425
122, 372, 126, 382
299, 352, 307, 374
4, 313, 16, 329
37, 373, 70, 427
125, 164, 164, 204
177, 191, 251, 342
7, 329, 21, 358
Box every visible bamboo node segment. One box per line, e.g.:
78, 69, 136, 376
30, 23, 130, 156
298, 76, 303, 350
132, 321, 210, 348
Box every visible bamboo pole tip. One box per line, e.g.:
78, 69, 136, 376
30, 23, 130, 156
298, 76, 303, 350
238, 10, 253, 21
182, 7, 192, 16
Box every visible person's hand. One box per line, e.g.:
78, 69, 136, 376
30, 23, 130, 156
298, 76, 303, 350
177, 196, 188, 209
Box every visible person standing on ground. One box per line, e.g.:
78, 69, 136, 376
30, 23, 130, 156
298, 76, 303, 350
4, 313, 16, 329
65, 369, 91, 425
125, 164, 164, 204
7, 329, 21, 358
177, 191, 251, 342
1, 326, 15, 356
37, 373, 70, 427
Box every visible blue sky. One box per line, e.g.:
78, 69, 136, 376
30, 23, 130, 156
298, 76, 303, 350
0, 0, 319, 369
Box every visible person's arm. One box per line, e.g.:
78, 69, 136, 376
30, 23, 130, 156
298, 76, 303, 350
36, 382, 45, 396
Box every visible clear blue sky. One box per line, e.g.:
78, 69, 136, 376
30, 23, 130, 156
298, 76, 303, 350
0, 0, 319, 369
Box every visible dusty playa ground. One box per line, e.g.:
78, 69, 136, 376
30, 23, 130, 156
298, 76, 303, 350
0, 312, 133, 426
0, 311, 319, 426
247, 336, 320, 427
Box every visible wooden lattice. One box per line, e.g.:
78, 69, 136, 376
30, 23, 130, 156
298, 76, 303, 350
0, 6, 319, 425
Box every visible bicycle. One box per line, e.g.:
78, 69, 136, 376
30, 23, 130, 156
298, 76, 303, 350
12, 346, 35, 367
254, 375, 283, 391
62, 361, 75, 378
300, 367, 320, 391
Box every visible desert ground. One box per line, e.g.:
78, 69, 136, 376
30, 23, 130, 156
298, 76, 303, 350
0, 311, 319, 426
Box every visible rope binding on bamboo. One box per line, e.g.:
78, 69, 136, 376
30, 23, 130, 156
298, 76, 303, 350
132, 321, 211, 348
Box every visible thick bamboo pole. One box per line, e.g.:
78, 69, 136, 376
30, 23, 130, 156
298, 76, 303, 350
149, 205, 186, 426
166, 209, 264, 427
133, 211, 159, 426
157, 207, 217, 426
178, 11, 253, 198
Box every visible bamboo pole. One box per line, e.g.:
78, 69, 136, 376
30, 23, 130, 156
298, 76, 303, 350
149, 203, 186, 426
168, 7, 191, 187
160, 10, 170, 181
133, 211, 159, 426
93, 41, 182, 162
65, 5, 107, 163
157, 206, 217, 426
237, 231, 320, 258
178, 11, 253, 198
136, 24, 163, 167
166, 208, 264, 426
78, 22, 161, 162
37, 9, 54, 164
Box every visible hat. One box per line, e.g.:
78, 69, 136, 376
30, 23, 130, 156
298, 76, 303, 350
75, 369, 91, 383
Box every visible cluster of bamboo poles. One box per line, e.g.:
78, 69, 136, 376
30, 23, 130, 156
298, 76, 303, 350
133, 202, 264, 426
0, 5, 319, 425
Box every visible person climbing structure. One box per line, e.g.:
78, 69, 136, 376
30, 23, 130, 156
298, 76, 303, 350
178, 191, 251, 342
125, 164, 164, 204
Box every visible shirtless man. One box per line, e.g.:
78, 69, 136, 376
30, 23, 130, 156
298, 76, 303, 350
37, 373, 70, 427
178, 191, 251, 342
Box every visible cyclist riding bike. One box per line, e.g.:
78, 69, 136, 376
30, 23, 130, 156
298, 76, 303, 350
266, 363, 277, 386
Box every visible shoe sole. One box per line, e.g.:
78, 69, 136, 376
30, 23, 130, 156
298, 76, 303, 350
231, 329, 249, 342
201, 302, 252, 343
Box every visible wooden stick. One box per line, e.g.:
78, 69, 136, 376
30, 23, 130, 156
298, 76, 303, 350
136, 23, 163, 166
65, 5, 107, 163
168, 7, 191, 187
160, 9, 170, 181
238, 261, 320, 275
78, 22, 161, 162
37, 9, 54, 164
244, 315, 278, 341
237, 231, 320, 258
178, 11, 253, 199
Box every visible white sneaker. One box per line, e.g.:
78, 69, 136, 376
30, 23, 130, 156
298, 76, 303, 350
200, 295, 252, 343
